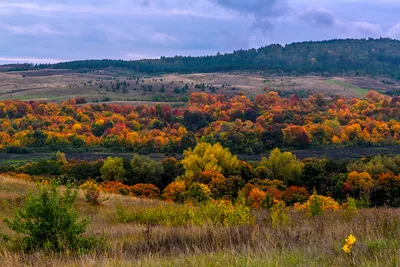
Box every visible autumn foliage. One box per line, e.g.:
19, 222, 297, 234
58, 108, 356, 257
0, 90, 398, 154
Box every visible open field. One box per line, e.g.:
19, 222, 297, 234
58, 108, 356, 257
0, 176, 399, 266
0, 69, 399, 103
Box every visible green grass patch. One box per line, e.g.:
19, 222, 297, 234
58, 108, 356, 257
324, 79, 369, 95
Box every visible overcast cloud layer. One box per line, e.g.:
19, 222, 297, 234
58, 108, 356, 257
1, 0, 400, 64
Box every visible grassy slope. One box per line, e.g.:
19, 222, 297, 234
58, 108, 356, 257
0, 176, 400, 266
324, 79, 370, 96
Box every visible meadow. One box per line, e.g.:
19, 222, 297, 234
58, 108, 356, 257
0, 69, 397, 104
0, 175, 399, 267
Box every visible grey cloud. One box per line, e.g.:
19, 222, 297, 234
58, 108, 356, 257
300, 8, 335, 27
213, 0, 289, 32
213, 0, 288, 16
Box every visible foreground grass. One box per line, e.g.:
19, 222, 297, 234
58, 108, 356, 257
0, 176, 399, 266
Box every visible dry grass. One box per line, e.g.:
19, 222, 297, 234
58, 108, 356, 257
0, 176, 399, 266
0, 70, 397, 103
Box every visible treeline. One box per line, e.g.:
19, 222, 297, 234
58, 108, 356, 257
49, 38, 400, 78
4, 144, 400, 208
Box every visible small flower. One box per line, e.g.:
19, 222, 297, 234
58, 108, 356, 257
342, 234, 356, 254
346, 234, 356, 245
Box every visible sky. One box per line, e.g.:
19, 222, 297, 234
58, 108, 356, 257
1, 0, 400, 64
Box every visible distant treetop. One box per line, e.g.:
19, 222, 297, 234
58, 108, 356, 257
48, 38, 400, 79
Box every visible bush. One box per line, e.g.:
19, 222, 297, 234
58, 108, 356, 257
22, 160, 62, 176
341, 197, 358, 221
131, 183, 160, 199
117, 200, 253, 227
248, 188, 267, 209
309, 190, 323, 216
162, 181, 186, 203
4, 183, 94, 251
294, 190, 340, 215
101, 181, 132, 195
282, 186, 310, 206
80, 180, 108, 206
184, 182, 211, 204
5, 146, 30, 154
271, 201, 290, 228
65, 160, 103, 182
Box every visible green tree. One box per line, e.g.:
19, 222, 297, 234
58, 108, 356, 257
259, 148, 304, 184
100, 157, 125, 182
299, 158, 328, 192
129, 154, 164, 187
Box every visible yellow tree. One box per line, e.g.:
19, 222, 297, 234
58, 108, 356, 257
345, 171, 374, 192
181, 142, 240, 183
259, 148, 304, 184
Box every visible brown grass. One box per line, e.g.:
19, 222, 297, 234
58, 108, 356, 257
0, 69, 397, 103
0, 176, 399, 266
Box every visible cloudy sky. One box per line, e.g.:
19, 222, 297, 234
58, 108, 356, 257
1, 0, 400, 64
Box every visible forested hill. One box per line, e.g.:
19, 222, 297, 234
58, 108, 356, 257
51, 38, 400, 78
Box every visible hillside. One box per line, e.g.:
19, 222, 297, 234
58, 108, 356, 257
49, 38, 400, 78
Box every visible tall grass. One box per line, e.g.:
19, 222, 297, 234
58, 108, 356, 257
0, 176, 400, 266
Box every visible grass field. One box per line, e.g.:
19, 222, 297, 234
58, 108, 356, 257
0, 70, 397, 103
0, 176, 399, 266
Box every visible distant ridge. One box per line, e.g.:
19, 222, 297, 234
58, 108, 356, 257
40, 38, 400, 78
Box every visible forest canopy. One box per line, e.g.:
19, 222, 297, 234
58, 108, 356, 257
46, 38, 400, 79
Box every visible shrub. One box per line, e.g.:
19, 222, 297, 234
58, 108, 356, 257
12, 173, 33, 181
5, 146, 30, 154
341, 197, 358, 221
309, 190, 323, 216
80, 180, 108, 206
345, 171, 374, 193
372, 173, 400, 207
131, 183, 160, 199
196, 170, 224, 184
101, 181, 132, 195
53, 151, 68, 165
22, 160, 62, 176
4, 183, 93, 251
184, 182, 211, 204
282, 186, 309, 206
65, 160, 103, 182
271, 200, 290, 228
117, 200, 253, 227
294, 190, 340, 215
239, 179, 285, 200
162, 181, 186, 203
199, 200, 254, 226
100, 157, 125, 182
248, 188, 267, 209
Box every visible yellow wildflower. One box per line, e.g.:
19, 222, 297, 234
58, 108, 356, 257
346, 234, 356, 245
342, 234, 356, 254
